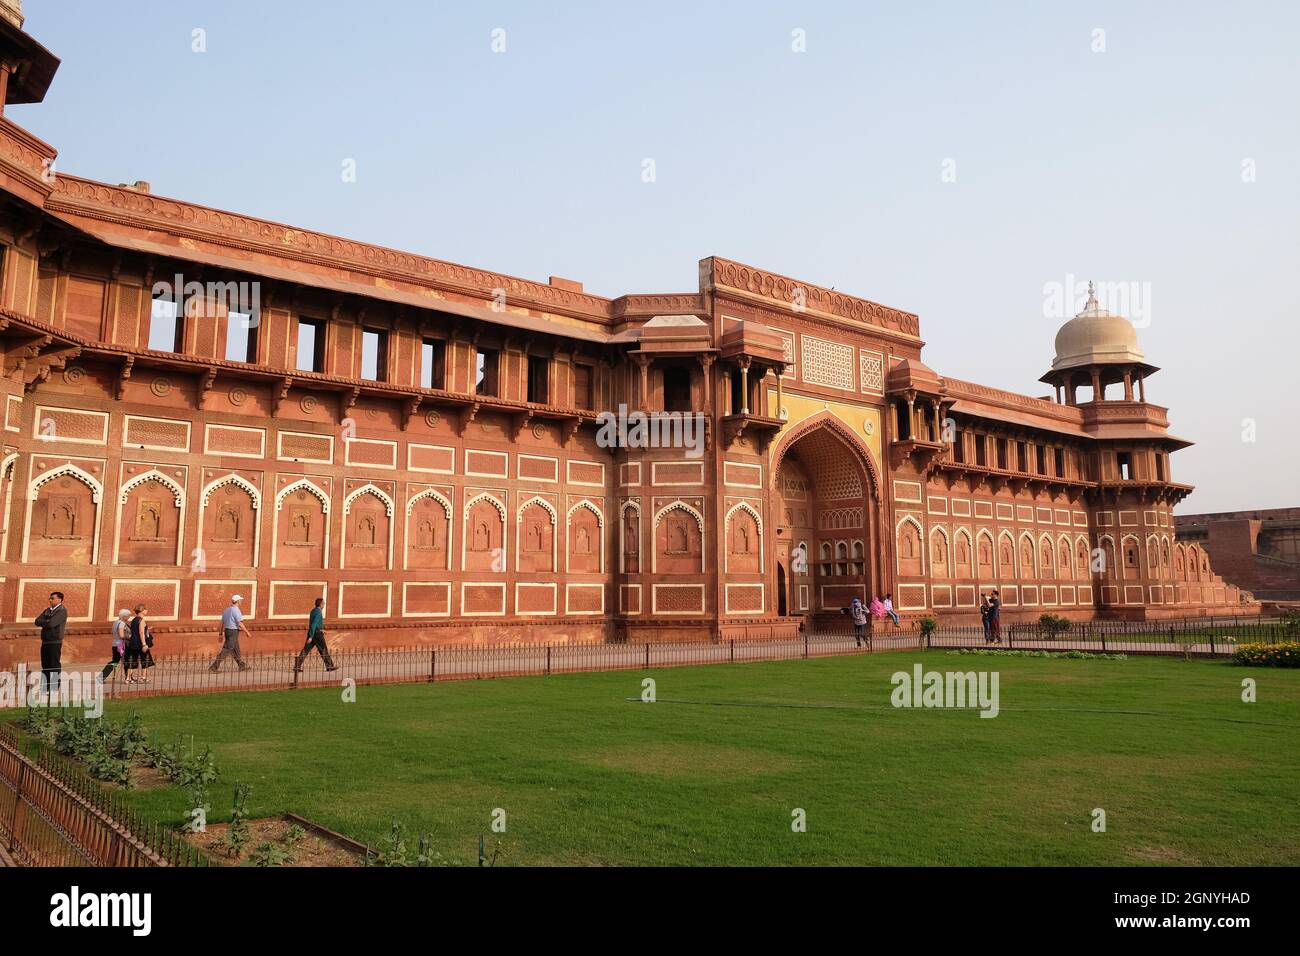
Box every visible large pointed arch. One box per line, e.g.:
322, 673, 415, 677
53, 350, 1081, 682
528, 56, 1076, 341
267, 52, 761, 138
769, 410, 882, 501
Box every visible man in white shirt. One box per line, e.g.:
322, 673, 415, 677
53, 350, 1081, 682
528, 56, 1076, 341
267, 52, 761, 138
883, 592, 901, 626
209, 594, 252, 672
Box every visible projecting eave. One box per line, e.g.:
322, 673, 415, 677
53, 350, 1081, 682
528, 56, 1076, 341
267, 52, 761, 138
52, 215, 621, 347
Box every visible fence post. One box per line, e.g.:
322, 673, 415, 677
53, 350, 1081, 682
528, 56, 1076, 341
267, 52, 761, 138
7, 758, 26, 857
729, 639, 735, 663
429, 649, 436, 683
645, 643, 650, 669
546, 645, 552, 676
804, 632, 809, 659
1006, 626, 1013, 650
1210, 631, 1216, 656
1101, 632, 1106, 653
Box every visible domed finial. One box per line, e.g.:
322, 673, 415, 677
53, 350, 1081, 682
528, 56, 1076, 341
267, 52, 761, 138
1084, 280, 1098, 311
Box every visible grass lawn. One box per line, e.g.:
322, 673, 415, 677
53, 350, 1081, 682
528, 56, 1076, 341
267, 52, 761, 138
31, 651, 1300, 866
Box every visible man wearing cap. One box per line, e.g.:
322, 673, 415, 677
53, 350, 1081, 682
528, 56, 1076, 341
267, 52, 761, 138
210, 594, 252, 672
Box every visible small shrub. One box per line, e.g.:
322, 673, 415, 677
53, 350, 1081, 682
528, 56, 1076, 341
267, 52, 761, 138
1037, 614, 1072, 640
282, 824, 307, 847
1232, 641, 1300, 668
918, 617, 938, 640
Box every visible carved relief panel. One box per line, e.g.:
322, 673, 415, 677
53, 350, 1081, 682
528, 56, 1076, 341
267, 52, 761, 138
463, 495, 505, 572
897, 520, 922, 577
276, 484, 328, 568
517, 499, 555, 574
406, 490, 451, 571
200, 475, 259, 568
726, 505, 761, 574
345, 491, 391, 570
117, 468, 185, 566
30, 470, 99, 566
567, 502, 602, 574
654, 502, 702, 574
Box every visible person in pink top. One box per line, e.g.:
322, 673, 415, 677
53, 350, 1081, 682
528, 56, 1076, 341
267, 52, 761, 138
869, 597, 886, 620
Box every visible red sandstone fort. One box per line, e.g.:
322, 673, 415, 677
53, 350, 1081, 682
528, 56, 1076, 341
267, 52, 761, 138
0, 5, 1255, 665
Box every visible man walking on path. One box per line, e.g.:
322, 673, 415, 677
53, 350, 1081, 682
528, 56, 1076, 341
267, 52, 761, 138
847, 597, 870, 648
295, 597, 337, 672
35, 591, 67, 697
210, 594, 252, 672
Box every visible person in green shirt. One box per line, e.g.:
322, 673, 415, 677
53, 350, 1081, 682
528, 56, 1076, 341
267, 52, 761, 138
294, 597, 338, 672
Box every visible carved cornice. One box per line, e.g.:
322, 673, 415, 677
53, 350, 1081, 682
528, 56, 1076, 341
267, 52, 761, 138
705, 257, 921, 339
0, 117, 57, 204
611, 294, 706, 319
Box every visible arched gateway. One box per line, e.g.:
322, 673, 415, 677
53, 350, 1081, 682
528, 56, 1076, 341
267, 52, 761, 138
770, 413, 884, 629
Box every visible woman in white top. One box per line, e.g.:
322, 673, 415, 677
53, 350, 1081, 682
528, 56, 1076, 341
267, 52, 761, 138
99, 608, 132, 682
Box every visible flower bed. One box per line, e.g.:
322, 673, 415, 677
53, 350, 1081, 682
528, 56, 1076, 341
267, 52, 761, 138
1232, 641, 1300, 667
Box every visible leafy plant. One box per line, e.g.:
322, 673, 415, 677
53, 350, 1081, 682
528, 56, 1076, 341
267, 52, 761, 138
282, 823, 307, 847
227, 783, 253, 858
247, 841, 293, 867
918, 617, 938, 640
369, 817, 410, 867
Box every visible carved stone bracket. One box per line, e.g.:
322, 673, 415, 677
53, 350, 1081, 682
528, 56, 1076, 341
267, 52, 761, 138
511, 409, 534, 442
116, 355, 135, 400
272, 376, 294, 418
401, 395, 422, 431
561, 415, 582, 448
197, 367, 218, 410
457, 402, 481, 437
340, 386, 360, 424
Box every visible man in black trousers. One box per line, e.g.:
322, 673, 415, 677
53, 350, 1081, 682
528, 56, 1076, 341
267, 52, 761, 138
35, 591, 68, 698
294, 597, 337, 672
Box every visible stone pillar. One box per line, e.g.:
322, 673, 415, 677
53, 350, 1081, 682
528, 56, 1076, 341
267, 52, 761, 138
1123, 369, 1133, 401
698, 353, 714, 410
1137, 374, 1145, 402
738, 358, 750, 415
634, 354, 650, 412
1090, 368, 1102, 402
775, 364, 784, 418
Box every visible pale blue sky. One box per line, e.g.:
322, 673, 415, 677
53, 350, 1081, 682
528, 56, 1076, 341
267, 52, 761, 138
17, 0, 1299, 512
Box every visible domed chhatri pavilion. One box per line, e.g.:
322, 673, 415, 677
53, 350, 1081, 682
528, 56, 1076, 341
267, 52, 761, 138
0, 10, 1250, 662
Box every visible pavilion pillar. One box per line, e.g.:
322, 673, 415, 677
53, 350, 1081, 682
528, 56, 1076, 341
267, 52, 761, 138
1123, 369, 1133, 401
1090, 368, 1102, 402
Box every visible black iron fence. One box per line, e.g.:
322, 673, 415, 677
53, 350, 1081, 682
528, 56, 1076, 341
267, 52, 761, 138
0, 723, 207, 866
0, 615, 1288, 708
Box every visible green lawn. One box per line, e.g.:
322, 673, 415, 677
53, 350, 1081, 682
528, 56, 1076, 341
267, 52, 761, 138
40, 652, 1300, 865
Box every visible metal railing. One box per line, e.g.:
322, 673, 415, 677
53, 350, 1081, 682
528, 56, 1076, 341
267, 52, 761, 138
1, 616, 1286, 708
0, 724, 207, 867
